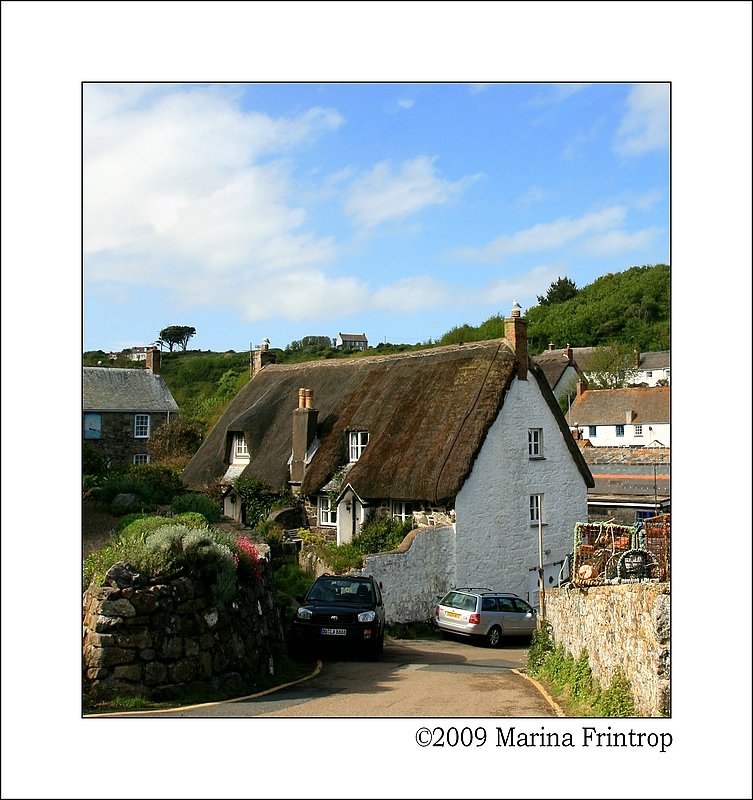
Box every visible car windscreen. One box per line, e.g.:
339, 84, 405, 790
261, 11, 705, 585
308, 579, 373, 603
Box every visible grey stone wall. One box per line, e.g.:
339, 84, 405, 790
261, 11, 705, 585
544, 583, 670, 716
84, 411, 172, 468
83, 561, 286, 702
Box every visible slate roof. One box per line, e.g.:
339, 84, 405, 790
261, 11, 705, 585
182, 339, 593, 502
566, 386, 670, 426
638, 350, 670, 370
83, 367, 179, 413
532, 351, 581, 389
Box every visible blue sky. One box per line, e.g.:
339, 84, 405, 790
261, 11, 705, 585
84, 81, 669, 353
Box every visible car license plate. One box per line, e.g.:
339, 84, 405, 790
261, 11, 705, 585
321, 627, 347, 636
445, 611, 461, 619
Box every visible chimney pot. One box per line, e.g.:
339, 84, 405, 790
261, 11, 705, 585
505, 302, 528, 380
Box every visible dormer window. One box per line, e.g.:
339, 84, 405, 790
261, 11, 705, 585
233, 433, 249, 462
349, 430, 368, 462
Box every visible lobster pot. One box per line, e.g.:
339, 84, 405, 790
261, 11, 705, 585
642, 514, 671, 581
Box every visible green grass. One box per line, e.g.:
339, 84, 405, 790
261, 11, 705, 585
386, 621, 443, 640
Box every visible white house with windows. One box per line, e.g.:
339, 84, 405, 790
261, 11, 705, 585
630, 350, 670, 387
83, 348, 179, 468
183, 304, 593, 604
566, 386, 670, 447
335, 332, 368, 350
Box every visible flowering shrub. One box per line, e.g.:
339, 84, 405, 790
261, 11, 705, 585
83, 519, 265, 603
235, 535, 262, 579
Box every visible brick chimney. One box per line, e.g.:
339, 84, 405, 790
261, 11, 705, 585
146, 347, 160, 374
504, 300, 528, 380
290, 387, 318, 486
251, 338, 277, 377
576, 380, 585, 397
564, 343, 573, 364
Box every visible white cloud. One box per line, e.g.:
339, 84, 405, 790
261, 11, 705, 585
84, 84, 346, 316
344, 156, 480, 229
473, 266, 564, 309
397, 98, 415, 110
453, 206, 628, 262
372, 275, 451, 311
514, 185, 553, 207
614, 83, 669, 156
577, 226, 663, 257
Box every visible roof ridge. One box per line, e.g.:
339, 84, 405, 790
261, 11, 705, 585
262, 338, 510, 372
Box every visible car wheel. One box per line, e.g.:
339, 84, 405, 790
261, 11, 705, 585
486, 626, 503, 648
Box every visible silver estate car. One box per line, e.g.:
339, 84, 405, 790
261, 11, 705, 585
434, 588, 537, 647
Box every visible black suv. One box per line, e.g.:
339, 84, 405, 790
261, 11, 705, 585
289, 574, 385, 660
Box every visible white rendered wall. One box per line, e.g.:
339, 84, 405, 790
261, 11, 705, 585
454, 377, 589, 600
582, 422, 670, 447
359, 526, 456, 623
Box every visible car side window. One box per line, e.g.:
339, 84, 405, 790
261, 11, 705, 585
481, 597, 497, 611
512, 599, 533, 614
498, 597, 515, 611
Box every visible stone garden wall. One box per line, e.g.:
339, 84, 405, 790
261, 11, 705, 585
544, 583, 670, 716
82, 561, 286, 702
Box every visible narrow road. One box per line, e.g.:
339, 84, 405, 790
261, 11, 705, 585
141, 637, 557, 718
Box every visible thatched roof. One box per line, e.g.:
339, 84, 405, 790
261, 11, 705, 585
182, 340, 593, 502
83, 367, 179, 413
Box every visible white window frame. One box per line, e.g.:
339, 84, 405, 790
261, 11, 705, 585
349, 430, 369, 462
132, 454, 150, 465
318, 495, 337, 527
391, 500, 413, 522
616, 424, 625, 437
528, 428, 543, 458
588, 425, 597, 438
529, 494, 544, 525
233, 433, 249, 462
134, 414, 150, 438
634, 424, 643, 436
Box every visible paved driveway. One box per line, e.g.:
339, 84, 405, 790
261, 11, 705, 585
130, 637, 558, 718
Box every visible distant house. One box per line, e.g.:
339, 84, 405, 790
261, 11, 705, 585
533, 343, 588, 403
335, 332, 368, 350
83, 349, 179, 468
182, 304, 594, 602
630, 350, 670, 387
566, 386, 670, 448
127, 346, 150, 362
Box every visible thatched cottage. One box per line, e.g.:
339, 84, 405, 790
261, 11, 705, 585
182, 305, 593, 604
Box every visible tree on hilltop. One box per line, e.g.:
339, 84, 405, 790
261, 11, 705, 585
159, 326, 196, 352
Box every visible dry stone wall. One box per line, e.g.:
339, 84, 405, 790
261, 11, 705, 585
544, 583, 670, 716
83, 561, 286, 702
